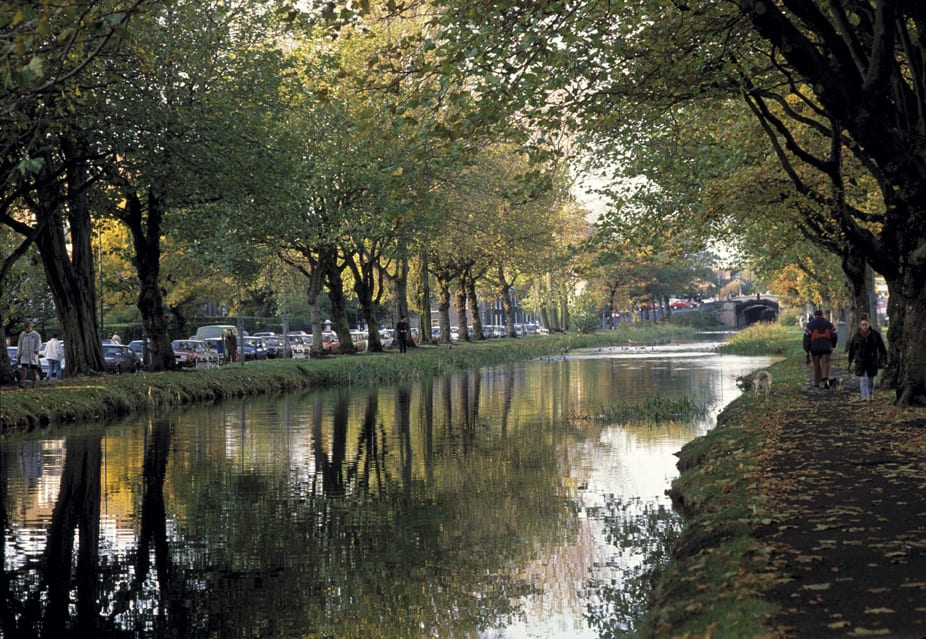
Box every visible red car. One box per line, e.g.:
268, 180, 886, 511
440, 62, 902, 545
171, 340, 200, 368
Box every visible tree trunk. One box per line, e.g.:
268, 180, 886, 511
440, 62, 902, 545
543, 273, 558, 331
841, 247, 874, 336
0, 235, 43, 384
560, 292, 570, 331
346, 248, 383, 353
455, 274, 469, 342
33, 158, 105, 375
497, 266, 517, 338
325, 258, 354, 355
540, 305, 552, 332
465, 271, 485, 340
416, 249, 432, 343
885, 274, 926, 406
881, 279, 902, 391
0, 311, 13, 385
308, 250, 329, 357
121, 190, 176, 372
891, 288, 926, 406
436, 273, 452, 344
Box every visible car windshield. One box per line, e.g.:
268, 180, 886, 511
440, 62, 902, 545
103, 345, 122, 356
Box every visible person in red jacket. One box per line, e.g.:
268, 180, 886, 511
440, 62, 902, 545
803, 309, 838, 388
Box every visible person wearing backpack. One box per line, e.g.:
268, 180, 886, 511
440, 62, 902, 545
803, 309, 838, 388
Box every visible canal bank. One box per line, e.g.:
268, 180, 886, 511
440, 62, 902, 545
1, 327, 699, 434
642, 347, 926, 638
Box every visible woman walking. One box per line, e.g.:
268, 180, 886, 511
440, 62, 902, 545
847, 315, 888, 402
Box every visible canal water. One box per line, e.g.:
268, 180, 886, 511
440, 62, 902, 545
0, 340, 777, 639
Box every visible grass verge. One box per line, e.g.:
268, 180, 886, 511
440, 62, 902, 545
637, 323, 806, 638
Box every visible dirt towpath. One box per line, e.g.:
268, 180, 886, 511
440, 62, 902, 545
755, 383, 926, 638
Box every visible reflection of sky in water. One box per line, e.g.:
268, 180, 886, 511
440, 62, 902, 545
2, 344, 780, 639
486, 344, 780, 638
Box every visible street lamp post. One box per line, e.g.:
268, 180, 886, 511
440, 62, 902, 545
99, 224, 104, 339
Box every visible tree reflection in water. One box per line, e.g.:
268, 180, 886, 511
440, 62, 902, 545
2, 348, 764, 638
586, 497, 682, 638
1, 374, 572, 638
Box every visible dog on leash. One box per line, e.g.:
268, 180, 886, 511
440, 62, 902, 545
752, 370, 772, 398
828, 377, 843, 391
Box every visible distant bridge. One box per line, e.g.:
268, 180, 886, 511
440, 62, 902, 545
698, 297, 779, 328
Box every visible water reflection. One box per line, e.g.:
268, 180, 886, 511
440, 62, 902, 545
1, 344, 776, 638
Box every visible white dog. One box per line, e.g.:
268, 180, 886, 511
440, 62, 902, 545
752, 370, 772, 398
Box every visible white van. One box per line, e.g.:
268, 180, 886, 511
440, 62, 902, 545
195, 324, 239, 341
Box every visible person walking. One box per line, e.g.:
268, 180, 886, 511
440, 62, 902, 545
396, 315, 410, 353
224, 329, 237, 364
17, 321, 42, 388
847, 315, 888, 402
803, 309, 838, 388
44, 333, 64, 380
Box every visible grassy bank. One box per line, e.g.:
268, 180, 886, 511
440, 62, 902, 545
1, 325, 698, 434
639, 324, 806, 638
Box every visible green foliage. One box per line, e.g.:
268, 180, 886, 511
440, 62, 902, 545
570, 291, 602, 333
717, 322, 803, 356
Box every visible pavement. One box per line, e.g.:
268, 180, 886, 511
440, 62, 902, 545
755, 378, 926, 638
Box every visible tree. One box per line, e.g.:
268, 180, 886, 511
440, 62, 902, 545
83, 0, 291, 371
0, 1, 148, 375
425, 0, 926, 405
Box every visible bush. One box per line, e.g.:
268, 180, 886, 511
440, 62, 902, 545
571, 293, 604, 334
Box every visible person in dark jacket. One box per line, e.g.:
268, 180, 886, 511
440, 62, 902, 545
803, 309, 838, 388
396, 315, 410, 353
847, 315, 888, 402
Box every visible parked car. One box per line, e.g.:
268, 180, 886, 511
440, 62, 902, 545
260, 335, 284, 358
102, 343, 141, 374
241, 336, 268, 361
321, 332, 339, 354
286, 332, 312, 358
170, 340, 198, 368
349, 330, 367, 352
7, 346, 51, 381
171, 339, 218, 368
202, 337, 228, 364
6, 346, 34, 383
379, 328, 394, 349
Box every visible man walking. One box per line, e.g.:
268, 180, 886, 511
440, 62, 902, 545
803, 309, 838, 388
